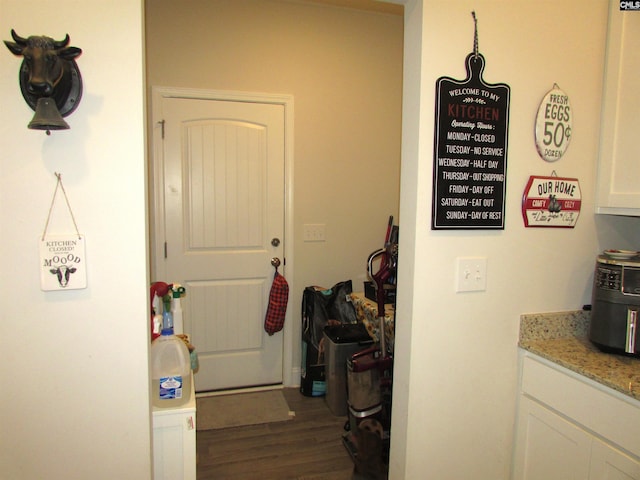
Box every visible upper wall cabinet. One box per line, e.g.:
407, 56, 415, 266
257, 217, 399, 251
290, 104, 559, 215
596, 1, 640, 216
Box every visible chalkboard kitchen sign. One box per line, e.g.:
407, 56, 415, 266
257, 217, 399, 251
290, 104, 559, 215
432, 53, 511, 229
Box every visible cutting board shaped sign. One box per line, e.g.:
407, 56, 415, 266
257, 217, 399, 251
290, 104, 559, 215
432, 53, 511, 230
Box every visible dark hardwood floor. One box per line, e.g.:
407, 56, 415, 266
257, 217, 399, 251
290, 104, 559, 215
196, 388, 355, 479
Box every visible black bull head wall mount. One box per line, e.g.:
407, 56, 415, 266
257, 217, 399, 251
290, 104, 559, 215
4, 29, 83, 133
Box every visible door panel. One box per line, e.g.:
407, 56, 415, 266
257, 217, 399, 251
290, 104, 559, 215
590, 438, 640, 480
185, 120, 265, 249
513, 396, 591, 480
159, 96, 285, 392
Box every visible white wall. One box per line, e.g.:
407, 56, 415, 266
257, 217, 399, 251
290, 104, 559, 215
391, 0, 640, 478
0, 1, 152, 479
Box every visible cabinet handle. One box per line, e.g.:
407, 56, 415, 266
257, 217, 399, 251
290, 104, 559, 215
186, 416, 194, 430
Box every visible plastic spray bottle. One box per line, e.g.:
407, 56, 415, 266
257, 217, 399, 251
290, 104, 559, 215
151, 293, 163, 340
171, 284, 185, 335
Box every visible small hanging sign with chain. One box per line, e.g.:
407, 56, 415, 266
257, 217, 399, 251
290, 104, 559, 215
521, 173, 581, 228
39, 173, 87, 291
432, 12, 511, 229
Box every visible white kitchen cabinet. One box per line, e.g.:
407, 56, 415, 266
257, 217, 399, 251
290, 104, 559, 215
512, 353, 640, 480
596, 1, 640, 215
591, 438, 640, 480
513, 396, 591, 480
152, 374, 196, 480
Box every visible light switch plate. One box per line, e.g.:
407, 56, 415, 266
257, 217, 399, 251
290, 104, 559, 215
303, 224, 326, 242
456, 257, 487, 292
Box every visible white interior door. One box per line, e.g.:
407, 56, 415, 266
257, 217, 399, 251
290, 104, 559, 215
154, 93, 286, 392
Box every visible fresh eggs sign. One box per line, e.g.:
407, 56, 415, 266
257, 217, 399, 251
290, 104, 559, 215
432, 53, 510, 229
522, 175, 581, 228
534, 85, 572, 162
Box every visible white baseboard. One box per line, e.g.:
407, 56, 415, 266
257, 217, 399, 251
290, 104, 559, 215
286, 366, 301, 388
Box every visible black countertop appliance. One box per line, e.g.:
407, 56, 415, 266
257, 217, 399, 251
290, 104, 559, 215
590, 252, 640, 356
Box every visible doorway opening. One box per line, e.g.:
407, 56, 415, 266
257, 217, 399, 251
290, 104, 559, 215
145, 2, 403, 475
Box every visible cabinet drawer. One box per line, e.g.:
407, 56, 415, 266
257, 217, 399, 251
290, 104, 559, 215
521, 354, 640, 458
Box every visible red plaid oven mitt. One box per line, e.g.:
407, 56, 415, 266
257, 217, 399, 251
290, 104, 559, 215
264, 271, 289, 335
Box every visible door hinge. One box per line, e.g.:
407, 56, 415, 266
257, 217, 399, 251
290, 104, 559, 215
164, 241, 167, 259
158, 119, 165, 139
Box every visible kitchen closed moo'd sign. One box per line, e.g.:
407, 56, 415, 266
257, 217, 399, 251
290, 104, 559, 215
39, 234, 87, 291
522, 175, 581, 228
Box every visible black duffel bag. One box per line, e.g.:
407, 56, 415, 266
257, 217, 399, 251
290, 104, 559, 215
300, 280, 358, 397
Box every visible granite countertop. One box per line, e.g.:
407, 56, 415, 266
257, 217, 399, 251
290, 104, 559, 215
519, 311, 640, 401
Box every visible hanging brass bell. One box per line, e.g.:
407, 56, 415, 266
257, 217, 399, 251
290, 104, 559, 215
28, 97, 70, 134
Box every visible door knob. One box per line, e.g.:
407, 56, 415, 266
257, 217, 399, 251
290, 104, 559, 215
271, 238, 280, 247
271, 257, 281, 268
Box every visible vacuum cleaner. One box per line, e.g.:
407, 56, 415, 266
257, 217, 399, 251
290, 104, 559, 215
343, 216, 397, 479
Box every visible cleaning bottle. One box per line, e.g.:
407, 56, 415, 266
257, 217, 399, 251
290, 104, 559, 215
171, 284, 185, 335
150, 312, 192, 409
151, 293, 163, 341
162, 310, 173, 331
150, 281, 172, 342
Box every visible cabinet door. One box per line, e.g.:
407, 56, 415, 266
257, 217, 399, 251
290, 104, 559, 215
153, 410, 196, 480
512, 396, 591, 480
596, 0, 640, 215
590, 438, 640, 480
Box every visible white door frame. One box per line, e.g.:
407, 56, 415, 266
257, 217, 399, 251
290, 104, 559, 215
150, 86, 296, 387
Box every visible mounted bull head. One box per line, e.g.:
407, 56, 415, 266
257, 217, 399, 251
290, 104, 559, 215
4, 29, 83, 132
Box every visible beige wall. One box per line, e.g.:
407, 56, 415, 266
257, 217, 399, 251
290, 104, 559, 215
0, 1, 151, 478
145, 0, 403, 376
392, 0, 640, 478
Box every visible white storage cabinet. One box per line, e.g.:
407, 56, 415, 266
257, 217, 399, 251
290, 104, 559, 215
152, 374, 196, 480
596, 1, 640, 215
512, 352, 640, 480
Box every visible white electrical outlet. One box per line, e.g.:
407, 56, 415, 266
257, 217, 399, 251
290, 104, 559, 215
303, 224, 326, 242
456, 257, 487, 292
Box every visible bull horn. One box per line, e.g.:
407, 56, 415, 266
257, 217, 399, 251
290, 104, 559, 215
10, 29, 28, 45
53, 34, 70, 49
